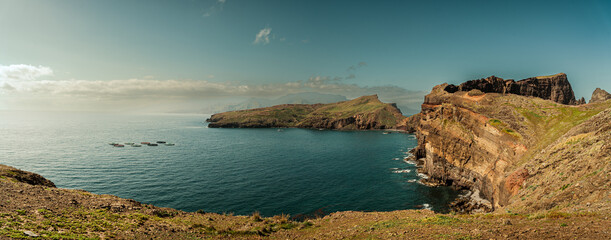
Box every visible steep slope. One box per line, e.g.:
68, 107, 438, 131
207, 95, 406, 130
407, 74, 610, 212
505, 107, 611, 213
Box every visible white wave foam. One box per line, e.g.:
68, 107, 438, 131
422, 203, 432, 210
407, 179, 417, 183
392, 169, 411, 173
403, 159, 416, 165
417, 173, 429, 179
392, 157, 400, 160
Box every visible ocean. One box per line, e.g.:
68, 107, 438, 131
0, 111, 458, 217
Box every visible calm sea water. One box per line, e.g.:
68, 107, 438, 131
0, 111, 457, 217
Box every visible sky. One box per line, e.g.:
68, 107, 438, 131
1, 0, 610, 113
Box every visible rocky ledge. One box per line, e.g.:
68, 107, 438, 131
206, 95, 406, 130
405, 74, 610, 213
443, 73, 584, 105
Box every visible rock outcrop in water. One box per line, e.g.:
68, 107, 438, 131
407, 73, 611, 213
206, 95, 406, 130
443, 73, 581, 105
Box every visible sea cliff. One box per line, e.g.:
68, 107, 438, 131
406, 73, 610, 213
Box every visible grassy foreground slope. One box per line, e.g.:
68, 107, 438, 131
206, 95, 406, 130
1, 166, 610, 239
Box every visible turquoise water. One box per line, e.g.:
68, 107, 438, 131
0, 111, 458, 217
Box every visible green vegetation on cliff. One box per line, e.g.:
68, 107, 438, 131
206, 95, 406, 130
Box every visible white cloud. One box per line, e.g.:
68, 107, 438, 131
203, 0, 226, 17
2, 83, 15, 91
1, 64, 426, 114
0, 64, 53, 81
254, 27, 272, 45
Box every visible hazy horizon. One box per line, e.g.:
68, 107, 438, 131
1, 0, 610, 113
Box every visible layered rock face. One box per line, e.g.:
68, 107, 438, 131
207, 95, 406, 130
409, 74, 610, 212
443, 73, 580, 105
412, 84, 526, 210
589, 88, 611, 103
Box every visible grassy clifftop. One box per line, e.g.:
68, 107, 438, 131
206, 95, 406, 130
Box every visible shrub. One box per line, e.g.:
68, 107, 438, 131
468, 89, 485, 96
251, 211, 262, 222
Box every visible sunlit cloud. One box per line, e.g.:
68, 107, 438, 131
0, 64, 53, 81
254, 27, 272, 45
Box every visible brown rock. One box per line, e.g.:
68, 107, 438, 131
411, 69, 611, 215
443, 73, 579, 105
504, 169, 529, 196
589, 88, 611, 103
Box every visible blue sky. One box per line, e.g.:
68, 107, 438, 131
1, 0, 610, 112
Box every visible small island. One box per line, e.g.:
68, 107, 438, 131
206, 94, 406, 130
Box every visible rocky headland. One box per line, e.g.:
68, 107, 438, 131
405, 73, 610, 214
206, 95, 406, 130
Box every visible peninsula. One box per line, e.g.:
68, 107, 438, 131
206, 94, 406, 130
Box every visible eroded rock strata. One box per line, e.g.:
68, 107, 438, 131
443, 73, 581, 105
407, 74, 610, 213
